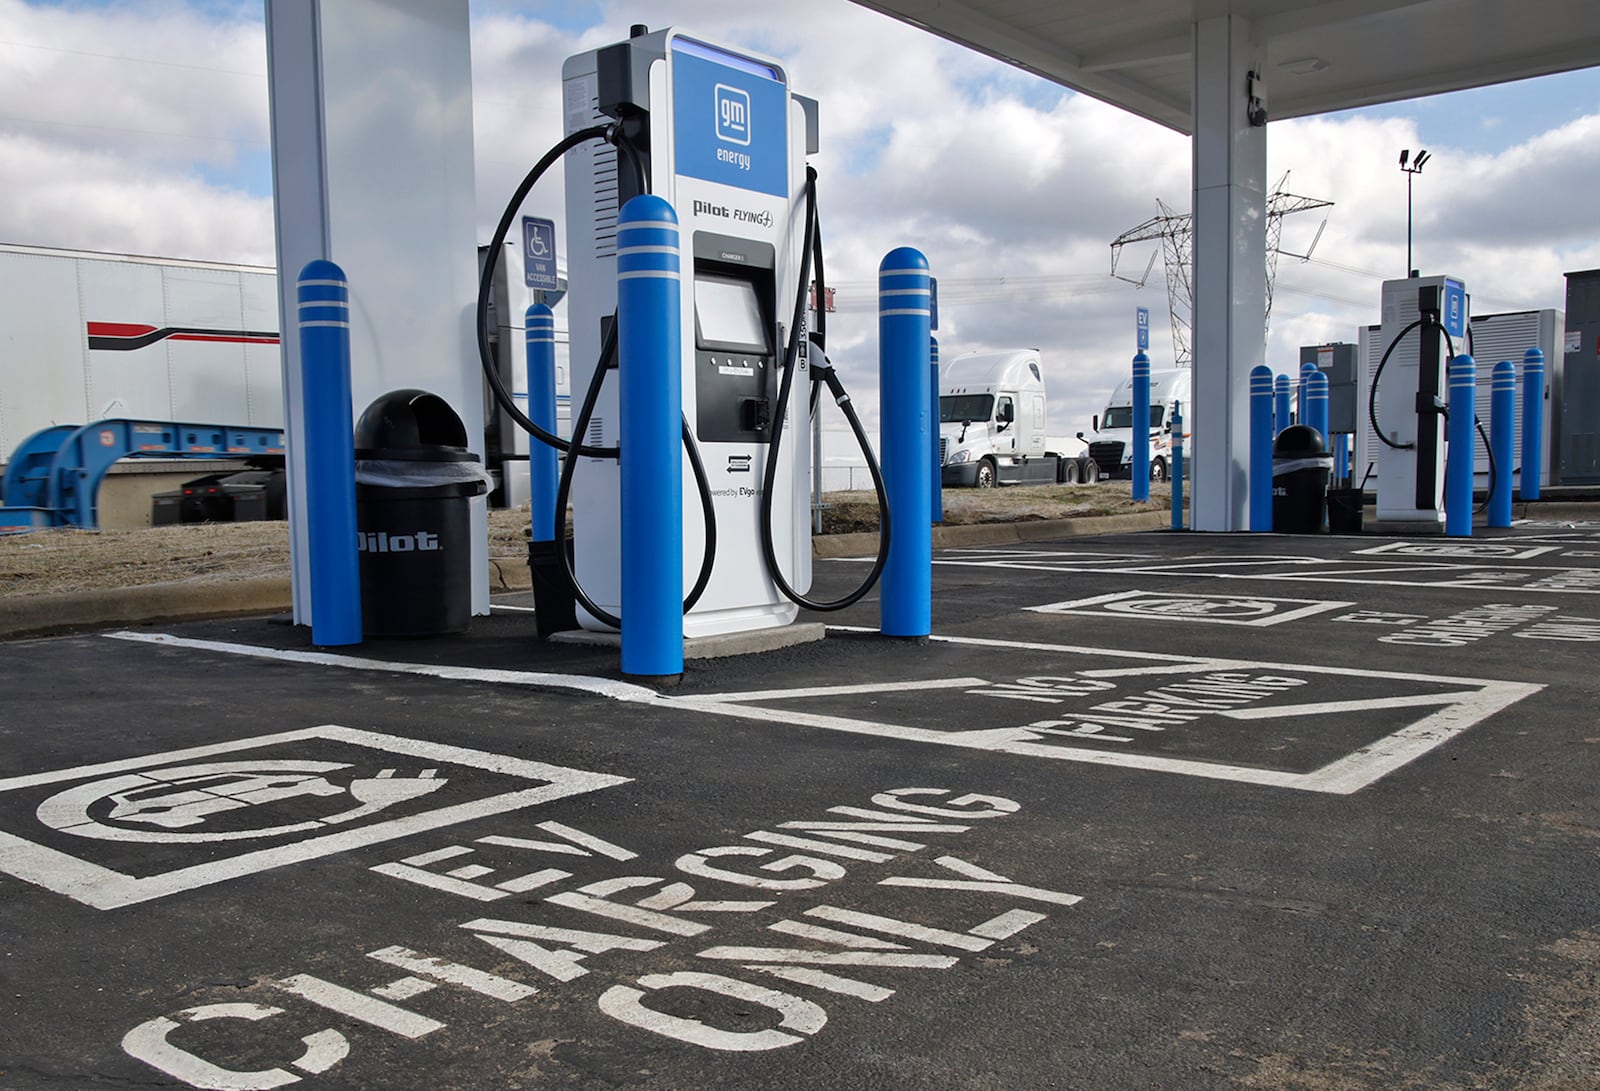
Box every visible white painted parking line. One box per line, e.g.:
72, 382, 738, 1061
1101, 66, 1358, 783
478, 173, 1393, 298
92, 628, 1542, 797
705, 678, 987, 703
106, 630, 660, 702
1217, 693, 1462, 719
919, 554, 1600, 596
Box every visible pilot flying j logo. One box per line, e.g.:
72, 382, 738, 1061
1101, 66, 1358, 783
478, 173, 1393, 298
0, 725, 628, 909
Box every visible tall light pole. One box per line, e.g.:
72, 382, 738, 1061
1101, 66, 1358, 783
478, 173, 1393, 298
1399, 148, 1430, 276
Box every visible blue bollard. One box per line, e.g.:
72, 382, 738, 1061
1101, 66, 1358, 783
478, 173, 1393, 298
1490, 359, 1515, 528
1335, 434, 1349, 486
1249, 365, 1274, 531
1131, 352, 1151, 501
1521, 347, 1545, 501
1446, 354, 1477, 538
617, 195, 683, 678
1170, 399, 1185, 530
879, 247, 932, 637
1274, 373, 1291, 435
525, 303, 559, 543
297, 259, 361, 647
930, 336, 943, 524
1298, 361, 1317, 423
1307, 369, 1330, 451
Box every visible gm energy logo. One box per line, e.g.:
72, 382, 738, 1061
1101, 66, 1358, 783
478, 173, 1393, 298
714, 82, 751, 145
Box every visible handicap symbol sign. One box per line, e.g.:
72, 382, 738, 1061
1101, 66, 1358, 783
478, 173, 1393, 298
522, 216, 559, 291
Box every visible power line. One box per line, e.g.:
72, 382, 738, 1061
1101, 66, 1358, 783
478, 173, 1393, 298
1108, 171, 1334, 365
0, 112, 264, 150
0, 37, 266, 79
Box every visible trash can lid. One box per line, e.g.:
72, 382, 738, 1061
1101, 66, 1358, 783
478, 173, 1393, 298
1273, 423, 1328, 458
355, 389, 478, 462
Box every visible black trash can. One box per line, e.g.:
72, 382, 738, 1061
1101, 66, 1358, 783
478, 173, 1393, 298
1326, 487, 1366, 535
354, 389, 489, 636
1272, 424, 1333, 534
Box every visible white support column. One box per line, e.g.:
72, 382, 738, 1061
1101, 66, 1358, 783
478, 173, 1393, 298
266, 0, 488, 624
1190, 15, 1267, 532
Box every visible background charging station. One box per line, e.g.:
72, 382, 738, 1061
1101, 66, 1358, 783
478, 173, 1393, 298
562, 30, 818, 638
1374, 274, 1468, 527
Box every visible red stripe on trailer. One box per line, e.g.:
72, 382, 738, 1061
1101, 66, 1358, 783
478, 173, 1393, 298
86, 322, 158, 338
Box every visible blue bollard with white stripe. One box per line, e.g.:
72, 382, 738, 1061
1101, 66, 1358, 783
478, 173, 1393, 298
525, 303, 559, 543
1307, 369, 1330, 452
1298, 361, 1317, 423
879, 247, 932, 637
1249, 365, 1274, 531
1170, 399, 1185, 530
1490, 359, 1516, 528
1446, 354, 1477, 538
1521, 347, 1544, 501
1131, 352, 1151, 501
616, 195, 683, 678
1274, 373, 1291, 435
297, 260, 361, 646
930, 335, 943, 524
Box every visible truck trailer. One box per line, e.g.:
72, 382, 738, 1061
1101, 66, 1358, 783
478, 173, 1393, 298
0, 242, 570, 516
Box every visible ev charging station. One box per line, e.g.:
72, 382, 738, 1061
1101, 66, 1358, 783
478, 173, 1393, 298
562, 30, 818, 638
1373, 274, 1468, 528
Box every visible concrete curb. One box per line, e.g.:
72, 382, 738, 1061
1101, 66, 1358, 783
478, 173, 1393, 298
2, 513, 1166, 640
0, 576, 293, 640
812, 509, 1170, 557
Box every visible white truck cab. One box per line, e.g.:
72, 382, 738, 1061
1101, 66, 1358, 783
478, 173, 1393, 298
1084, 367, 1192, 482
939, 350, 1093, 487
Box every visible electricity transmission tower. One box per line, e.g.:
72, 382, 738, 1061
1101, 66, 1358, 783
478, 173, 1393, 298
1109, 173, 1332, 366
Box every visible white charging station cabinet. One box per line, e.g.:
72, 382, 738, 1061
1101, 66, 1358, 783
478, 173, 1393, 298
562, 30, 815, 638
1375, 274, 1467, 527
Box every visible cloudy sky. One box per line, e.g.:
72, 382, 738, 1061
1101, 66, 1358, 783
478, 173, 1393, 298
2, 0, 1598, 448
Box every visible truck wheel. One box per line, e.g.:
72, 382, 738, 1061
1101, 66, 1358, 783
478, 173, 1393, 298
1060, 459, 1081, 485
975, 458, 998, 489
1150, 457, 1168, 483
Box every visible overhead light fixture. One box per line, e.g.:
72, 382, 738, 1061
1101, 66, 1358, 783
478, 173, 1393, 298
1277, 56, 1328, 75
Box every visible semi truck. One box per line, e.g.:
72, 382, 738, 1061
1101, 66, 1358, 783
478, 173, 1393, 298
938, 349, 1095, 487
1083, 366, 1192, 482
0, 242, 568, 514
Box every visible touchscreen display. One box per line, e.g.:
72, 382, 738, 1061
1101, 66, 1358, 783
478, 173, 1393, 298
695, 275, 770, 352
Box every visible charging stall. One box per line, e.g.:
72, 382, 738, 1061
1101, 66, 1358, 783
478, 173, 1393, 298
1371, 275, 1468, 528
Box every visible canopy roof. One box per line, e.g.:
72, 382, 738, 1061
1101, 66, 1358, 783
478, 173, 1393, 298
850, 0, 1600, 132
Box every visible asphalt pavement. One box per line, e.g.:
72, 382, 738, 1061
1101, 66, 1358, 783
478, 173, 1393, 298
4, 516, 1600, 1089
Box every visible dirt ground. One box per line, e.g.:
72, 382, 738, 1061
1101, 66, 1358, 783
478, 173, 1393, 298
0, 481, 1167, 598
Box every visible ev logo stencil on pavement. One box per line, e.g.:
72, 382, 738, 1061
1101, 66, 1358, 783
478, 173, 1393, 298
1029, 590, 1350, 627
1355, 541, 1562, 561
0, 726, 629, 909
